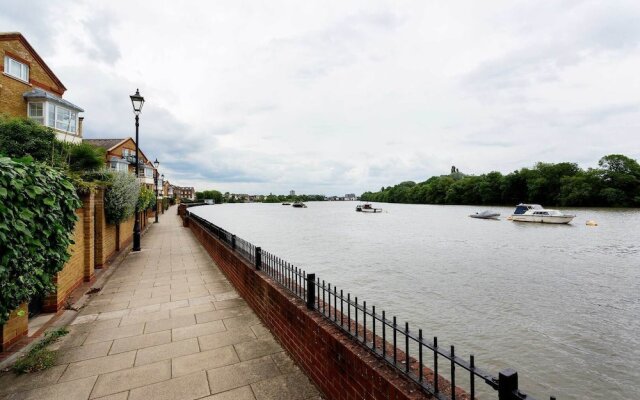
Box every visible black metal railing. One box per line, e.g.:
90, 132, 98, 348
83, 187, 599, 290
187, 210, 556, 400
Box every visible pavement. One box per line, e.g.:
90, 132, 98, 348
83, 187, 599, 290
0, 207, 321, 400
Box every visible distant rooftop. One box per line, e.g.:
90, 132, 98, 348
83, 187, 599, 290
83, 138, 126, 150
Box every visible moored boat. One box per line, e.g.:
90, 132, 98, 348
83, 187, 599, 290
292, 202, 307, 208
469, 210, 500, 219
510, 204, 575, 224
356, 203, 382, 213
282, 202, 291, 205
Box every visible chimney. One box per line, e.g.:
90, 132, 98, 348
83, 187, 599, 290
78, 116, 84, 138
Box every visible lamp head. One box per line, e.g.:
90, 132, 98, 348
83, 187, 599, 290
130, 89, 145, 115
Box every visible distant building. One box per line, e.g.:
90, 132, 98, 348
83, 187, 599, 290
172, 185, 195, 200
345, 193, 356, 201
290, 190, 295, 197
1, 32, 84, 143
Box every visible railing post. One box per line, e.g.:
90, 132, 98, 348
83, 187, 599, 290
306, 273, 316, 310
498, 369, 518, 400
255, 247, 261, 270
231, 235, 236, 250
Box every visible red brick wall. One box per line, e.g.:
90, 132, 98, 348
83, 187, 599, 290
188, 217, 434, 400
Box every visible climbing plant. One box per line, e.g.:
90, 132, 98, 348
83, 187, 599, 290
0, 157, 81, 324
104, 171, 140, 225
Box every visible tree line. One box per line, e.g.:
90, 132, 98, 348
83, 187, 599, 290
361, 154, 640, 207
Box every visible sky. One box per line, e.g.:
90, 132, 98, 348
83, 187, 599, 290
2, 1, 639, 195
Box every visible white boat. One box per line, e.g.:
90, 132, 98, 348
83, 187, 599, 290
469, 210, 500, 219
356, 203, 382, 213
510, 204, 575, 224
292, 202, 307, 208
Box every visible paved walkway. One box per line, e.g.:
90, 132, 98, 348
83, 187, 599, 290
0, 208, 320, 400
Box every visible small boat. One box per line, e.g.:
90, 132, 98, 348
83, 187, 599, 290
292, 202, 307, 208
282, 202, 291, 205
356, 203, 382, 213
510, 203, 575, 224
469, 210, 500, 219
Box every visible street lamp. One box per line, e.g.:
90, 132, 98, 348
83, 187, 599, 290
130, 89, 145, 251
153, 158, 160, 223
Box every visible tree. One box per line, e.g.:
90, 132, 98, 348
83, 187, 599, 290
104, 172, 140, 224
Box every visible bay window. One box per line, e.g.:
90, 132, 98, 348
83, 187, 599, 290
27, 101, 79, 134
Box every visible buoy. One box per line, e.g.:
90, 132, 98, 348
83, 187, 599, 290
586, 220, 598, 226
507, 215, 513, 221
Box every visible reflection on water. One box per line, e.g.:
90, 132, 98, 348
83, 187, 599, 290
191, 202, 640, 400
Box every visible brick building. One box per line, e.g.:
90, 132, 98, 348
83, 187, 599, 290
0, 32, 84, 143
84, 137, 157, 190
172, 185, 195, 200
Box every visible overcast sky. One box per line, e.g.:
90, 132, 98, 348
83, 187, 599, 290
2, 1, 639, 195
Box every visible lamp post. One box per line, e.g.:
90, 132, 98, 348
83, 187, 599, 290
161, 174, 165, 213
153, 158, 160, 223
130, 89, 145, 251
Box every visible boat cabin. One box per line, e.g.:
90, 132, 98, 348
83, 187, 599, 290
513, 204, 543, 215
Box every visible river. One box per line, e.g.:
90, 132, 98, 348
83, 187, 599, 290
190, 202, 640, 399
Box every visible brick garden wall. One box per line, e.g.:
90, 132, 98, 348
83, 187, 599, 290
0, 304, 28, 351
187, 216, 432, 400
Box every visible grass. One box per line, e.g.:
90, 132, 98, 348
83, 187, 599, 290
12, 328, 69, 374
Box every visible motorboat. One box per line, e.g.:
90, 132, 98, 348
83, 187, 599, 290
469, 210, 500, 219
282, 202, 291, 205
510, 204, 575, 224
356, 203, 382, 213
292, 202, 307, 208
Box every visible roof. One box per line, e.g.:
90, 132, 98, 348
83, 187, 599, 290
23, 88, 84, 112
0, 32, 66, 93
84, 138, 127, 150
84, 137, 154, 167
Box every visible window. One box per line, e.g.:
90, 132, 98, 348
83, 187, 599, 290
55, 107, 76, 132
4, 56, 29, 81
144, 167, 154, 178
28, 102, 44, 124
110, 160, 128, 172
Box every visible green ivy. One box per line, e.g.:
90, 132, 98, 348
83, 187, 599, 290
0, 157, 81, 324
104, 171, 139, 225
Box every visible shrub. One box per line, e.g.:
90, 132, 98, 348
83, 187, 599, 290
0, 157, 81, 324
104, 171, 139, 224
137, 186, 156, 211
0, 117, 65, 166
68, 143, 106, 172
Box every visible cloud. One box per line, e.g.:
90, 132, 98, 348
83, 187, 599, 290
1, 0, 639, 195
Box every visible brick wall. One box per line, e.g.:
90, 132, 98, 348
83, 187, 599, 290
187, 217, 435, 400
119, 215, 135, 249
43, 207, 85, 312
0, 303, 28, 351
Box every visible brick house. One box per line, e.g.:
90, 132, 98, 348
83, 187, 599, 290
84, 137, 157, 190
171, 185, 195, 200
0, 32, 84, 143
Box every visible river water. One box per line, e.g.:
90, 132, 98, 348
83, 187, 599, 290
190, 202, 640, 399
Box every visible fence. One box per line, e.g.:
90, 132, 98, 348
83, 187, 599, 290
187, 210, 556, 400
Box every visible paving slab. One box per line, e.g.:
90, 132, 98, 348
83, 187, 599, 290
207, 355, 281, 394
109, 330, 172, 354
128, 371, 210, 400
172, 346, 239, 377
133, 338, 199, 366
90, 360, 172, 398
2, 376, 97, 400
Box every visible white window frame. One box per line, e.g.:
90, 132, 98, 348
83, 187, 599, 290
28, 102, 44, 124
4, 55, 29, 82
